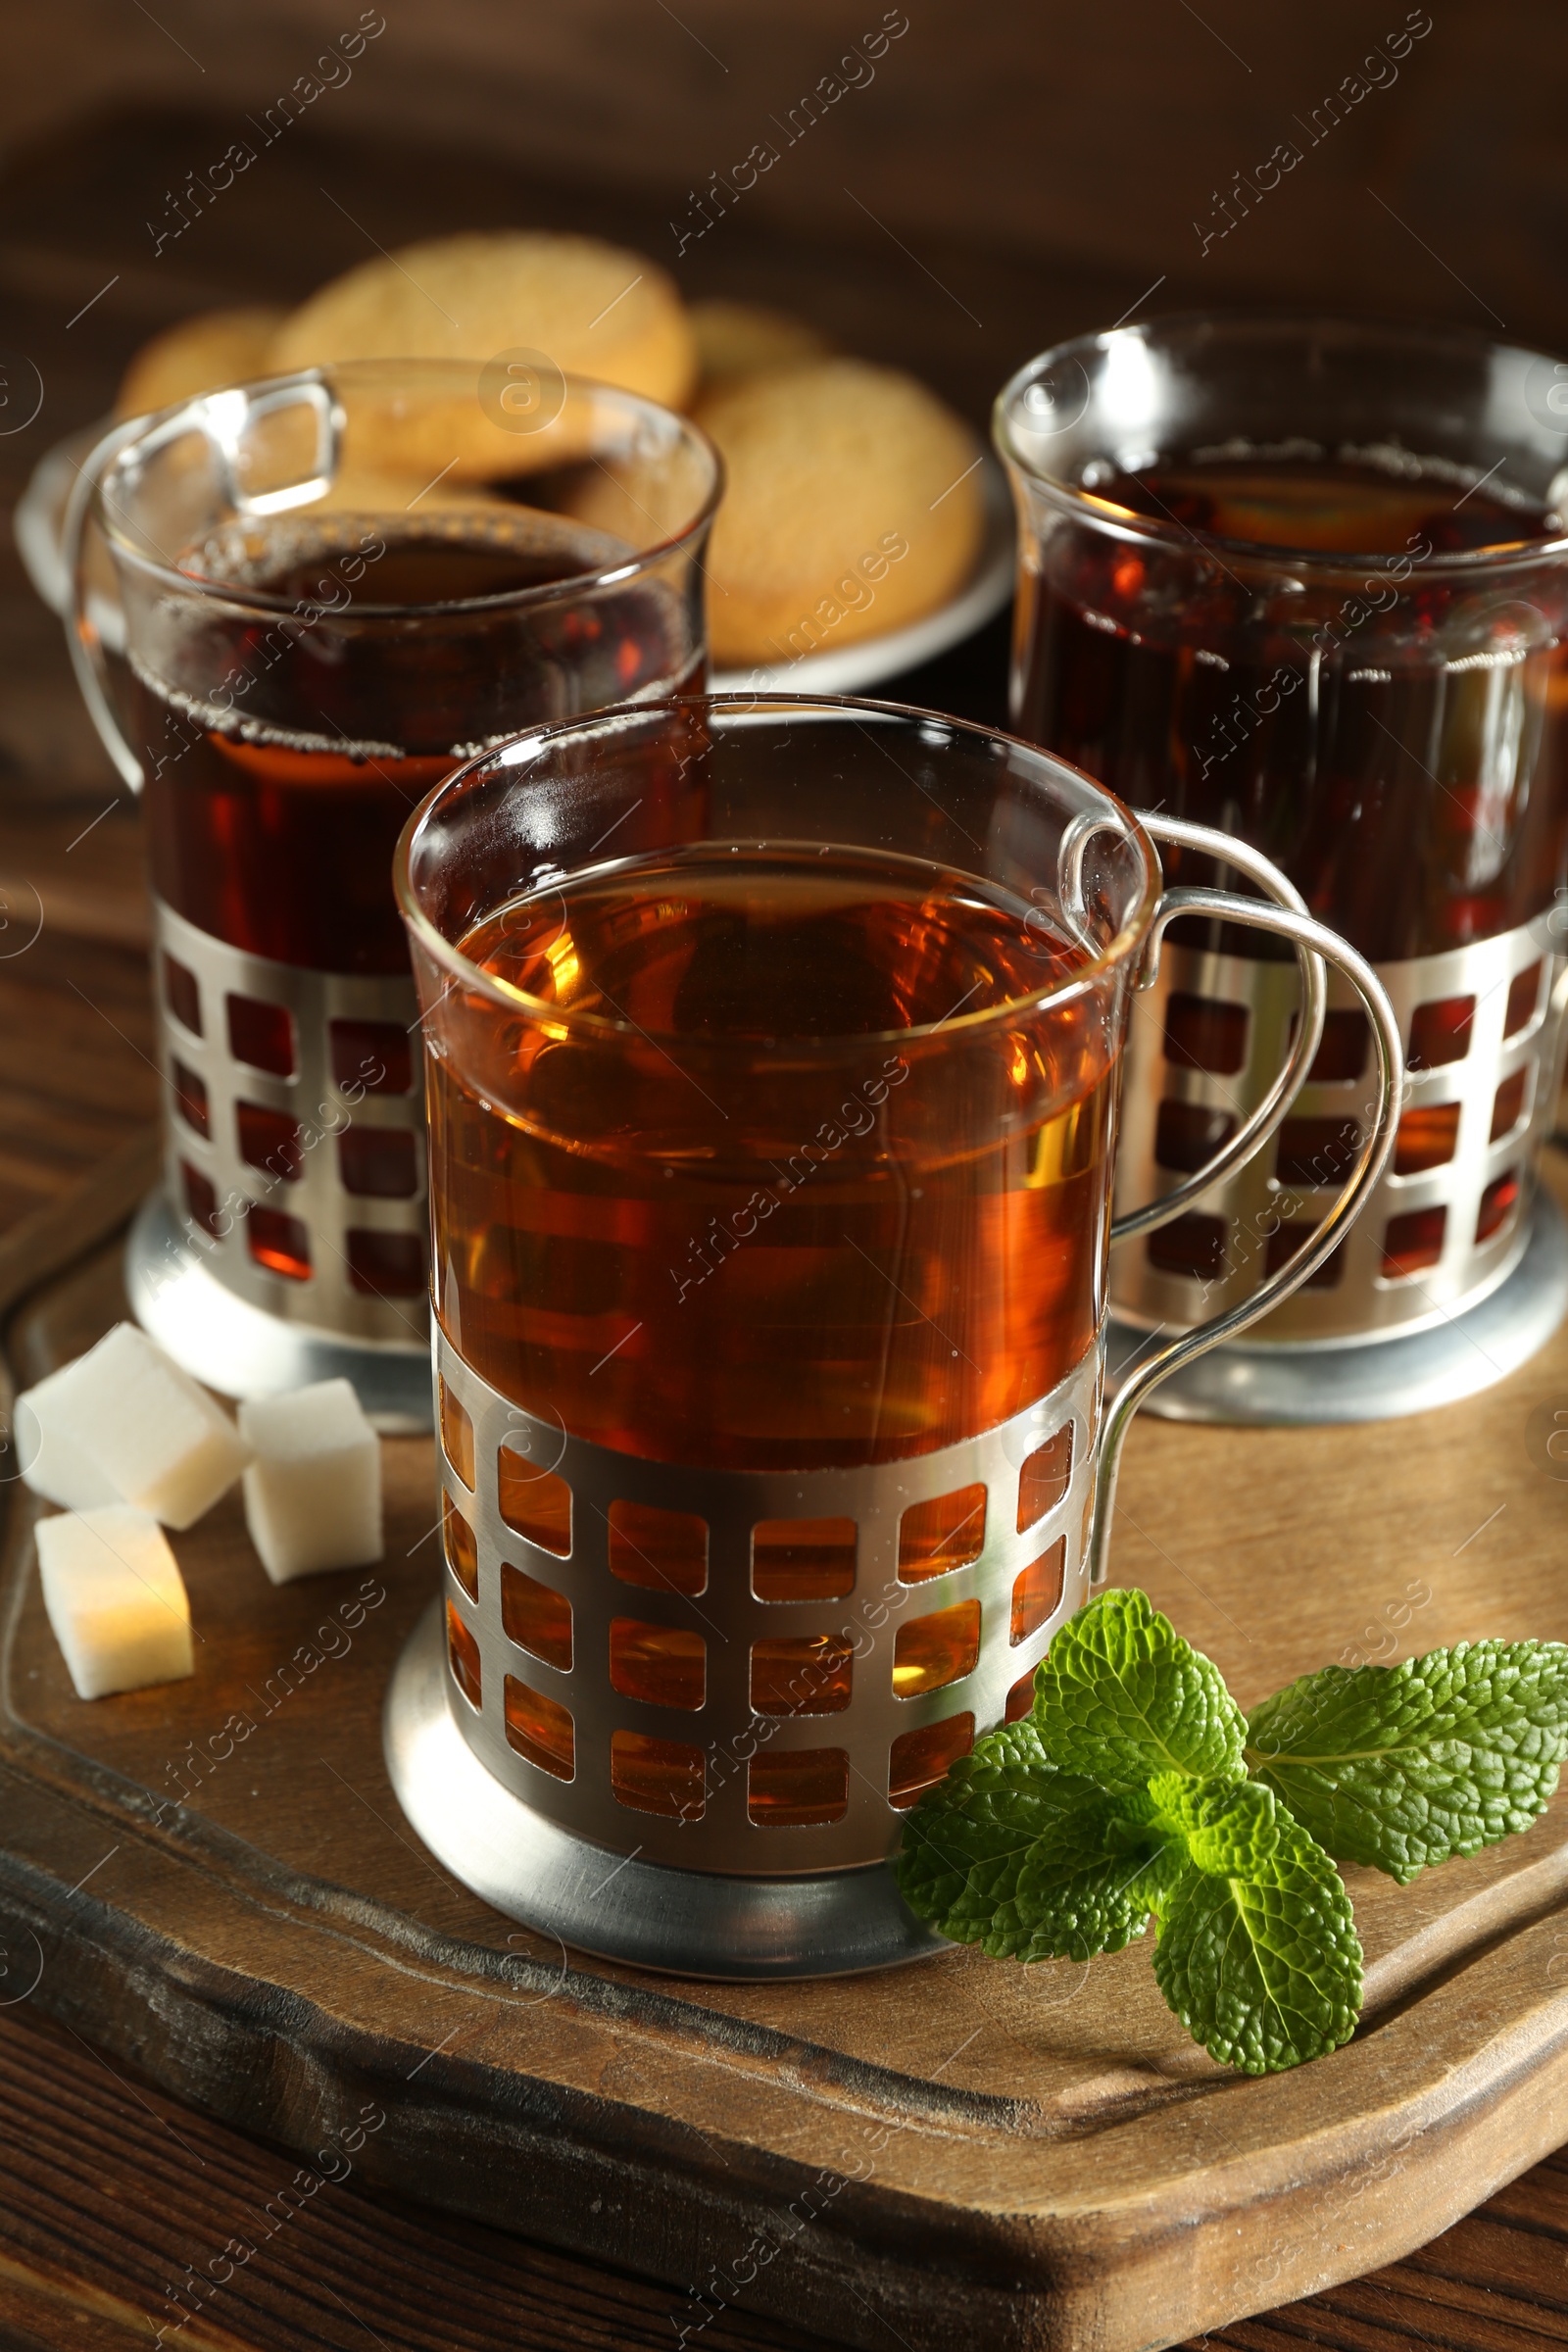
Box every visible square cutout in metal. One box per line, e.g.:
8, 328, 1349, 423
609, 1618, 706, 1710
438, 1378, 474, 1491
446, 1600, 481, 1711
442, 1492, 478, 1602
504, 1675, 575, 1781
1011, 1539, 1066, 1644
1016, 1429, 1073, 1534
499, 1456, 572, 1557
501, 1562, 572, 1673
752, 1516, 857, 1601
893, 1599, 981, 1698
747, 1747, 849, 1828
898, 1486, 986, 1582
750, 1634, 854, 1716
888, 1712, 975, 1810
226, 992, 295, 1077
247, 1204, 311, 1281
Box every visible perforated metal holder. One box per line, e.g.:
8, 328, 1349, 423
126, 898, 431, 1430
383, 1337, 1098, 1975
1110, 920, 1568, 1423
384, 1607, 946, 1978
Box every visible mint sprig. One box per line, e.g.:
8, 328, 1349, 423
1151, 1778, 1362, 2074
896, 1591, 1568, 2075
897, 1720, 1175, 1963
1247, 1642, 1568, 1884
1034, 1584, 1247, 1789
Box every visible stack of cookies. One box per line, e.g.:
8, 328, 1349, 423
114, 229, 986, 671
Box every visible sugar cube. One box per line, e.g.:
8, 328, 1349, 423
14, 1363, 121, 1510
238, 1379, 383, 1584
29, 1323, 251, 1530
38, 1505, 194, 1699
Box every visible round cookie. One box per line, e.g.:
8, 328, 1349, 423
269, 231, 696, 479
688, 299, 830, 391
693, 359, 984, 670
115, 307, 289, 418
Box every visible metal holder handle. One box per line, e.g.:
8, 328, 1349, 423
1087, 813, 1402, 1583
62, 415, 146, 793
1106, 816, 1327, 1242
61, 375, 349, 798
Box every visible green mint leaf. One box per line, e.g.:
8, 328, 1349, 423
894, 1717, 1058, 1933
1247, 1641, 1568, 1885
1004, 1790, 1177, 1963
1100, 1780, 1192, 1917
1150, 1773, 1294, 1878
895, 1719, 1176, 1961
1148, 1771, 1289, 1879
1152, 1784, 1363, 2075
1031, 1587, 1248, 1793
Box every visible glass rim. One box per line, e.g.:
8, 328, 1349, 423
95, 359, 724, 618
394, 692, 1163, 1052
993, 311, 1568, 575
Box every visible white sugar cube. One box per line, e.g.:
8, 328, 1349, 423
38, 1505, 194, 1699
29, 1322, 251, 1530
238, 1379, 383, 1584
14, 1363, 120, 1510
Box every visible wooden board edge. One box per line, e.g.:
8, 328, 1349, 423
6, 1716, 1568, 2352
1074, 1917, 1568, 2350
6, 1140, 1568, 2349
0, 1803, 1041, 2352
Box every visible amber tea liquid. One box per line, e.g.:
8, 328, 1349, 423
426, 844, 1118, 1472
134, 512, 701, 974
1015, 454, 1568, 959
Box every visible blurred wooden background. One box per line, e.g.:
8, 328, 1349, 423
2, 0, 1564, 428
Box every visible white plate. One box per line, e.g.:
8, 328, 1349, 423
15, 422, 1016, 692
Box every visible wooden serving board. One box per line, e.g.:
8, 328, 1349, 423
5, 1131, 1568, 2352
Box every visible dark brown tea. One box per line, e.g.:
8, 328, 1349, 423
425, 844, 1115, 1471
1014, 455, 1568, 959
135, 511, 701, 974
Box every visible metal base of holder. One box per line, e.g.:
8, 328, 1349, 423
125, 1189, 433, 1434
383, 1600, 950, 1981
1111, 1189, 1568, 1427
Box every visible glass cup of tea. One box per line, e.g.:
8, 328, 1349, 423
997, 318, 1568, 1423
64, 362, 719, 1425
383, 694, 1399, 1977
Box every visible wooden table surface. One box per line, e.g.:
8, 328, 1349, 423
3, 104, 1568, 2352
